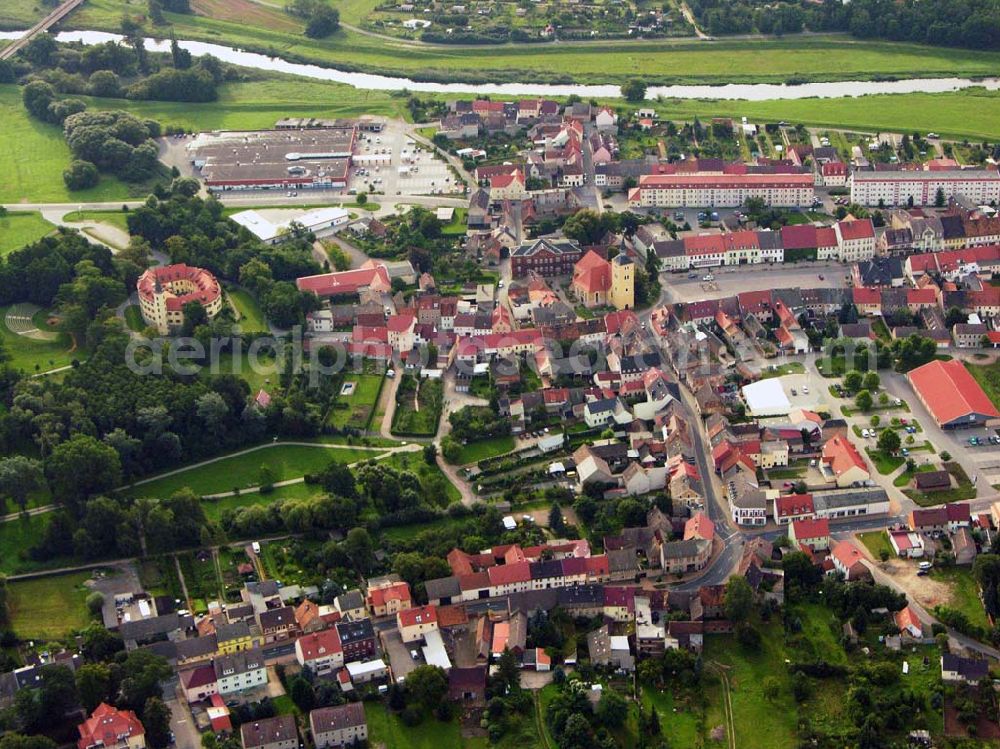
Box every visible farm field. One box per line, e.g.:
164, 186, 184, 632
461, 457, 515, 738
0, 212, 55, 256
0, 304, 78, 374
7, 572, 94, 641
63, 0, 1000, 87
129, 443, 378, 498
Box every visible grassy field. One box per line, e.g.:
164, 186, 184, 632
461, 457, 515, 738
967, 360, 1000, 407
328, 372, 385, 430
364, 703, 467, 749
865, 448, 906, 475
0, 304, 77, 374
227, 288, 268, 333
453, 434, 515, 465
0, 513, 61, 575
63, 210, 131, 232
705, 622, 799, 749
642, 687, 701, 749
129, 443, 378, 498
65, 0, 1000, 87
7, 571, 94, 640
199, 347, 278, 393
0, 0, 49, 28
787, 602, 850, 667
0, 212, 55, 256
929, 567, 989, 630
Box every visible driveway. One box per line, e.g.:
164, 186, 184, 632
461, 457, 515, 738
167, 693, 200, 749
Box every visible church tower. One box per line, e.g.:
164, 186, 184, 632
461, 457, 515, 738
610, 253, 635, 310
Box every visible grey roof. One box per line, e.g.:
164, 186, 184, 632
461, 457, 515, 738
241, 715, 298, 749
215, 621, 251, 643
336, 618, 375, 645
120, 613, 191, 643
335, 590, 364, 611
310, 703, 366, 735
174, 634, 218, 661
812, 487, 888, 513
512, 237, 582, 257
258, 606, 295, 631
661, 539, 702, 560
607, 548, 640, 573
556, 584, 604, 607
214, 647, 265, 678
853, 168, 1000, 181
942, 653, 989, 680
424, 576, 462, 601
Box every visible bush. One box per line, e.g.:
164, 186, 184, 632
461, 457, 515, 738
63, 159, 99, 190
86, 592, 105, 615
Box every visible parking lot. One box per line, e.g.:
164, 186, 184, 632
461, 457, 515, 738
350, 121, 462, 199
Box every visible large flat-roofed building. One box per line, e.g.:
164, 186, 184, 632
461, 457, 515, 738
230, 207, 351, 245
908, 358, 1000, 429
629, 173, 814, 208
850, 168, 1000, 206
189, 128, 356, 191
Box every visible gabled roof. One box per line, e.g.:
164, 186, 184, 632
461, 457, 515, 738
908, 359, 1000, 424
297, 628, 343, 661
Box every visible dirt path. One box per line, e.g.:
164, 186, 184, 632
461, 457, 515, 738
378, 374, 403, 439
174, 554, 194, 613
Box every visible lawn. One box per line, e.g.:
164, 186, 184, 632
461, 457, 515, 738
7, 572, 94, 641
129, 443, 378, 498
641, 687, 701, 749
453, 434, 515, 465
199, 347, 279, 393
227, 288, 269, 333
865, 448, 905, 475
759, 361, 805, 379
858, 530, 894, 561
929, 567, 989, 631
0, 0, 51, 28
705, 621, 799, 749
440, 207, 469, 236
63, 210, 131, 233
328, 372, 385, 430
0, 212, 55, 256
0, 305, 77, 374
364, 702, 466, 749
0, 513, 66, 575
786, 602, 850, 666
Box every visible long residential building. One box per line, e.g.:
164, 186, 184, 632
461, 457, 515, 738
850, 168, 1000, 207
629, 173, 815, 208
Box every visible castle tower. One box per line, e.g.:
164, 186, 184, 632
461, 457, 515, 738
610, 253, 635, 310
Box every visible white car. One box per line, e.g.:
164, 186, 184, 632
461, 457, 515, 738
802, 385, 809, 394
862, 428, 870, 438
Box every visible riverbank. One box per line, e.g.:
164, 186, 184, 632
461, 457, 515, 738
55, 0, 1000, 88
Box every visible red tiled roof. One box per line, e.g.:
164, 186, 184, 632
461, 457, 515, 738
367, 582, 411, 607
297, 264, 391, 297
908, 359, 1000, 425
791, 517, 830, 542
775, 493, 814, 518
837, 218, 875, 240
487, 561, 532, 587
297, 629, 343, 661
398, 604, 437, 629
78, 704, 145, 749
822, 435, 868, 477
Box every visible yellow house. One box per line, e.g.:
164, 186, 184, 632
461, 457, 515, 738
216, 621, 255, 654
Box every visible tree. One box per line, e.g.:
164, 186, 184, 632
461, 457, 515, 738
0, 456, 45, 513
877, 428, 901, 454
621, 79, 647, 102
45, 435, 122, 516
116, 650, 172, 712
495, 647, 520, 693
405, 665, 448, 716
0, 736, 58, 749
356, 192, 367, 205
75, 663, 112, 713
344, 527, 374, 574
548, 502, 566, 535
941, 450, 952, 462
843, 370, 863, 392
934, 186, 946, 208
724, 576, 754, 622
305, 6, 340, 37
762, 676, 781, 701
596, 689, 628, 727
86, 591, 105, 616
88, 71, 122, 98
861, 371, 880, 391
854, 389, 873, 412
288, 676, 316, 712
143, 697, 172, 749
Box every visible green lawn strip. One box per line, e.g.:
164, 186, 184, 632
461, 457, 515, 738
865, 448, 905, 474
227, 288, 269, 333
124, 304, 145, 332
857, 530, 894, 561
328, 373, 386, 430
454, 434, 516, 465
758, 362, 805, 379
966, 360, 1000, 405
130, 444, 376, 498
62, 210, 131, 233
705, 621, 798, 749
7, 571, 95, 641
928, 567, 989, 630
0, 212, 56, 256
0, 304, 77, 374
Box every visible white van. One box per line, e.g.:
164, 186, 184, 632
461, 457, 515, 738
918, 561, 933, 570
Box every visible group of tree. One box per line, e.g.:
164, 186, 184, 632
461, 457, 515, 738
546, 676, 633, 749
688, 0, 1000, 51
13, 34, 224, 104
286, 0, 341, 37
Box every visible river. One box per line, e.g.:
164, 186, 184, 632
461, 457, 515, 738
3, 28, 1000, 100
